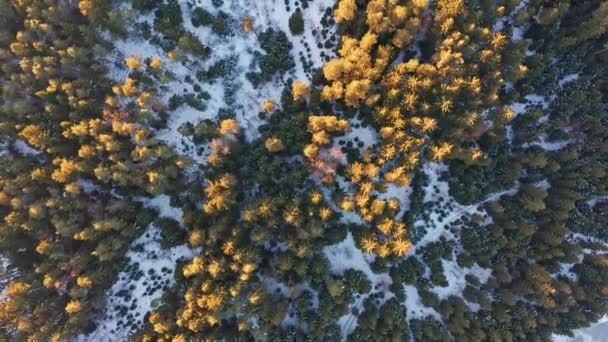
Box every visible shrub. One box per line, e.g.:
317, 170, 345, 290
258, 29, 295, 81
289, 10, 305, 35
191, 8, 232, 36
178, 31, 210, 56
191, 8, 214, 27
131, 0, 157, 12
153, 0, 183, 40
154, 218, 186, 249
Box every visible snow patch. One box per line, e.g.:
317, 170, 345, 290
558, 73, 580, 87
404, 284, 441, 320
510, 94, 551, 118
522, 134, 574, 151
14, 139, 41, 156
586, 195, 608, 208
378, 183, 412, 220
137, 194, 184, 223
341, 121, 379, 150
429, 259, 492, 301
324, 232, 390, 285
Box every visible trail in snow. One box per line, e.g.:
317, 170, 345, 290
323, 232, 392, 340
77, 225, 199, 341
413, 162, 518, 252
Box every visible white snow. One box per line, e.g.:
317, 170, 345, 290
78, 179, 101, 194
408, 162, 516, 313
262, 276, 289, 297
236, 0, 337, 79
493, 0, 530, 42
555, 262, 578, 281
510, 94, 551, 118
493, 18, 507, 32
320, 182, 365, 226
136, 194, 184, 223
569, 233, 608, 250
429, 259, 492, 301
14, 139, 41, 156
506, 125, 514, 142
558, 73, 580, 87
0, 142, 7, 157
586, 195, 608, 208
336, 294, 366, 338
512, 26, 524, 41
326, 161, 516, 338
324, 232, 391, 285
0, 256, 19, 301
403, 284, 441, 320
522, 134, 574, 151
535, 178, 551, 190
88, 2, 607, 341
339, 120, 379, 150
377, 183, 412, 220
537, 114, 550, 125
77, 225, 198, 342
525, 48, 537, 56
505, 91, 557, 143
511, 0, 531, 17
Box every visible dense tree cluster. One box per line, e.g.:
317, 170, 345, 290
0, 0, 185, 340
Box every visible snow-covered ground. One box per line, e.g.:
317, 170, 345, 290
493, 0, 530, 41
378, 183, 412, 220
558, 73, 580, 88
0, 256, 19, 301
136, 194, 184, 223
334, 119, 379, 151
403, 284, 441, 320
522, 134, 574, 151
429, 259, 492, 301
324, 232, 391, 285
13, 139, 41, 156
510, 94, 552, 118
77, 225, 199, 341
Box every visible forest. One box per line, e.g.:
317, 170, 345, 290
0, 0, 606, 341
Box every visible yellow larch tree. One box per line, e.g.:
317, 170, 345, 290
125, 55, 142, 70
262, 99, 276, 113
335, 0, 357, 23
265, 137, 284, 152
292, 81, 310, 101
149, 56, 162, 69
242, 16, 254, 33
219, 118, 240, 136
